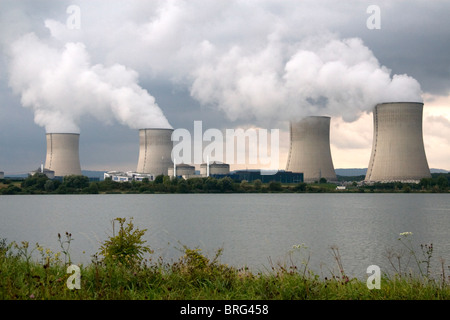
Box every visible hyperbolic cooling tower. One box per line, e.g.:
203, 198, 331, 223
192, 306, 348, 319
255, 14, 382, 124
136, 128, 174, 175
286, 116, 337, 182
44, 133, 82, 177
365, 102, 431, 182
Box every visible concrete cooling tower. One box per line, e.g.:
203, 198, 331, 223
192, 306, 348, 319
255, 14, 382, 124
286, 116, 337, 182
44, 133, 82, 177
136, 128, 174, 175
365, 102, 431, 183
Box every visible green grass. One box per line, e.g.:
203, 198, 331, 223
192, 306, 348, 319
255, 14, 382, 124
2, 238, 450, 300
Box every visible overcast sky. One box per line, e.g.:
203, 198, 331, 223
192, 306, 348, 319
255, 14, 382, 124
0, 0, 449, 174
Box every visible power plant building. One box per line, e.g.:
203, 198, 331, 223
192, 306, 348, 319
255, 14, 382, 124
168, 163, 196, 178
200, 162, 230, 177
286, 116, 337, 182
30, 165, 55, 179
44, 133, 82, 177
365, 102, 431, 183
136, 128, 174, 176
104, 171, 154, 182
213, 170, 303, 184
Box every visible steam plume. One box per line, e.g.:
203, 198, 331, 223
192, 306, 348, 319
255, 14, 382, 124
7, 32, 171, 133
190, 35, 422, 124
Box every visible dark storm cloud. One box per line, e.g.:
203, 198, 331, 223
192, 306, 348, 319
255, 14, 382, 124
353, 1, 450, 95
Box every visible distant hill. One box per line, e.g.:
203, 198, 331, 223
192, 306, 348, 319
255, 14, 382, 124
335, 168, 367, 177
430, 168, 449, 173
335, 168, 448, 177
3, 170, 107, 180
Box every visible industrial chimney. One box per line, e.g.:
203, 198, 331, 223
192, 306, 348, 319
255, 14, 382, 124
365, 102, 431, 183
44, 133, 82, 177
286, 116, 337, 182
136, 128, 174, 175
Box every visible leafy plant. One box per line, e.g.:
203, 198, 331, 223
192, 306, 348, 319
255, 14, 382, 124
97, 217, 153, 267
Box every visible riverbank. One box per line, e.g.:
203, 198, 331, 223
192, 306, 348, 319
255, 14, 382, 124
1, 219, 450, 300
1, 172, 449, 195
2, 245, 450, 300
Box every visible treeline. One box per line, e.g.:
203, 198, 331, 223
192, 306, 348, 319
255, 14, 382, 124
1, 172, 449, 195
361, 173, 449, 193
0, 173, 309, 195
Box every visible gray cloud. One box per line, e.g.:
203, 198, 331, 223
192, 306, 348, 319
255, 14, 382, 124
1, 0, 449, 173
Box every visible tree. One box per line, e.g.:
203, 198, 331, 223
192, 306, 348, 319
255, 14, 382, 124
154, 175, 164, 184
268, 181, 282, 192
437, 175, 448, 190
44, 180, 57, 192
419, 178, 432, 189
253, 179, 262, 191
63, 175, 90, 189
204, 177, 218, 192
294, 182, 307, 192
176, 180, 189, 193
219, 177, 234, 192
21, 173, 49, 191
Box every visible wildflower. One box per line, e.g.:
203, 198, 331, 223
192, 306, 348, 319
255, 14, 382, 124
292, 243, 308, 250
399, 232, 413, 237
29, 294, 35, 299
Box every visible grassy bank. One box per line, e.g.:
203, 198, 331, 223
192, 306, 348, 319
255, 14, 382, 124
2, 253, 450, 300
1, 218, 450, 300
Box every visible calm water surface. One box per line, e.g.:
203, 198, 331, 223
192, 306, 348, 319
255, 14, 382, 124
1, 193, 449, 279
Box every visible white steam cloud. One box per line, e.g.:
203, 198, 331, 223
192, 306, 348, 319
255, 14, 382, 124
4, 1, 424, 132
7, 32, 171, 133
190, 35, 423, 123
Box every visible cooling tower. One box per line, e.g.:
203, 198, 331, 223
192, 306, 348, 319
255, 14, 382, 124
286, 116, 337, 182
136, 128, 174, 175
365, 102, 431, 183
44, 133, 82, 177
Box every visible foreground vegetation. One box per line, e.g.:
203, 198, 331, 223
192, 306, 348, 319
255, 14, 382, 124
1, 172, 449, 195
1, 218, 450, 300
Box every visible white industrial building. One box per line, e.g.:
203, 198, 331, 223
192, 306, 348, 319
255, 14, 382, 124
104, 171, 155, 182
29, 164, 55, 179
365, 102, 431, 183
285, 116, 337, 182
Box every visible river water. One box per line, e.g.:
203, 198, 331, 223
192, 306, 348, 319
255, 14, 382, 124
1, 193, 449, 279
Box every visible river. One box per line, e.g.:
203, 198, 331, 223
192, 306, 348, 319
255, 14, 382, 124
1, 193, 449, 279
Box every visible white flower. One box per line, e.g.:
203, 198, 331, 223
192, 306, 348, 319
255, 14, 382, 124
399, 232, 413, 237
